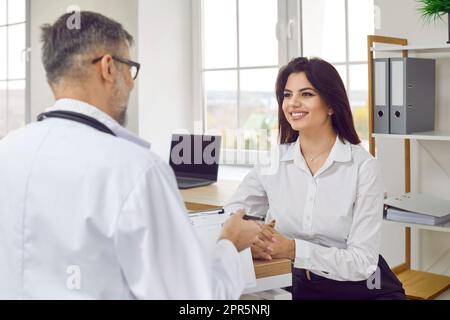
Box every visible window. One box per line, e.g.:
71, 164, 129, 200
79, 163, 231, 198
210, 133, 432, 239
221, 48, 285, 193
198, 0, 374, 162
0, 0, 28, 139
301, 0, 374, 146
200, 0, 281, 163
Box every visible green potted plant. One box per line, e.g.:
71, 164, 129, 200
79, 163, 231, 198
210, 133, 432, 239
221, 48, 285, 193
417, 0, 450, 43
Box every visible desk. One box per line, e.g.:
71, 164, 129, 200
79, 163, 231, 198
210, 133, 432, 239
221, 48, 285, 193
243, 259, 292, 296
181, 180, 292, 298
181, 180, 239, 211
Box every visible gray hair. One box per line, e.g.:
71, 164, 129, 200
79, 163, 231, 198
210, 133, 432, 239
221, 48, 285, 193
41, 11, 134, 85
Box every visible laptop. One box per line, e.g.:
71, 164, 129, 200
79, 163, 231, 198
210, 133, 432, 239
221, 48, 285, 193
169, 134, 221, 189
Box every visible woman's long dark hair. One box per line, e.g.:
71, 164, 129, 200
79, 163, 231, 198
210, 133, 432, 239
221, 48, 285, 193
275, 57, 361, 145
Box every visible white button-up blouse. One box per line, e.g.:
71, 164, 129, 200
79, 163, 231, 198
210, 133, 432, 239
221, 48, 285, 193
225, 137, 384, 281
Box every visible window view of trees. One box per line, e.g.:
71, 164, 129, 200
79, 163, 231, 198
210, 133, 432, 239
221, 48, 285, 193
202, 0, 374, 156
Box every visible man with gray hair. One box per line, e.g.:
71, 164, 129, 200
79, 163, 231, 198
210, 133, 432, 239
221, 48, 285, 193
0, 11, 260, 299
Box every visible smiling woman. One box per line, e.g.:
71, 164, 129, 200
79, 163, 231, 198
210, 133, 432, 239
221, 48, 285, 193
282, 73, 332, 137
275, 57, 360, 146
225, 56, 406, 300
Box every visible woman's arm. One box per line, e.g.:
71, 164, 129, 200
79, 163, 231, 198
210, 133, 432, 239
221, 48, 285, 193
224, 166, 269, 218
225, 166, 275, 260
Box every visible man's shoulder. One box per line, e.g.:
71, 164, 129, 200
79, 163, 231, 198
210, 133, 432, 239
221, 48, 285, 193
2, 121, 167, 174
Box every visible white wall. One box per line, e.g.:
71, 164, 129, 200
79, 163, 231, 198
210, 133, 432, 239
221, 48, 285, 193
375, 0, 450, 274
138, 0, 194, 160
29, 0, 139, 133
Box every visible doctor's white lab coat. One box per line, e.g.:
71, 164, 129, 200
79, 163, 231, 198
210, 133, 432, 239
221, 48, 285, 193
0, 99, 243, 300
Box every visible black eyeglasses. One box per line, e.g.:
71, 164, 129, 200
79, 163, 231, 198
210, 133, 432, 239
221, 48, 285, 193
92, 55, 141, 80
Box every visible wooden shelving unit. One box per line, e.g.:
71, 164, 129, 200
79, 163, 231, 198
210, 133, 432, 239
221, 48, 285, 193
373, 131, 450, 142
367, 35, 450, 300
371, 43, 450, 53
383, 219, 450, 234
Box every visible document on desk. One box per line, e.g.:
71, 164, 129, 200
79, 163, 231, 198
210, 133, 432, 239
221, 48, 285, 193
190, 212, 257, 288
384, 193, 450, 225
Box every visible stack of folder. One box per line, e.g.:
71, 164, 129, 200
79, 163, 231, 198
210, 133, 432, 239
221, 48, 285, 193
384, 193, 450, 226
373, 57, 436, 134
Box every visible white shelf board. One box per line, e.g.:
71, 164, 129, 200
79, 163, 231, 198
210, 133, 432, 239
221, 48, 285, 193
383, 219, 450, 233
373, 130, 450, 141
371, 44, 450, 53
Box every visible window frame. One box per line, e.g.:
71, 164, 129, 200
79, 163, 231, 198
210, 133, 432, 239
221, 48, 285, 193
299, 0, 371, 92
194, 0, 373, 165
193, 0, 288, 166
299, 0, 373, 147
0, 0, 30, 139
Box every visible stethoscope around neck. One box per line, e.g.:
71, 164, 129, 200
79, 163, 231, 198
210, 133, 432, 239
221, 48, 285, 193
37, 110, 116, 137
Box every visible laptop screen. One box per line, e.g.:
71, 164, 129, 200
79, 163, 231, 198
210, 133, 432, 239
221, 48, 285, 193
169, 134, 221, 180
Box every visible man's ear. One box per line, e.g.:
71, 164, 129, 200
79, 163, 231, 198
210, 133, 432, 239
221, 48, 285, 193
99, 55, 115, 83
